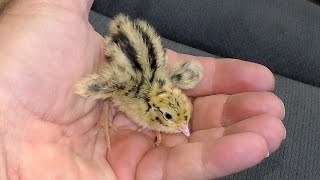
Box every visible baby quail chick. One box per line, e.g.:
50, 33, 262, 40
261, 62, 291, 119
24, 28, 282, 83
75, 14, 203, 146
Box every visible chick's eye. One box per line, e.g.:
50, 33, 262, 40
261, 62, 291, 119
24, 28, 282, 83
163, 112, 173, 121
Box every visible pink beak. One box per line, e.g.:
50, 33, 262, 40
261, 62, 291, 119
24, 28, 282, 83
178, 124, 190, 137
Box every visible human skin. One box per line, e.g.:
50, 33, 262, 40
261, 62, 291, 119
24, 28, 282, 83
0, 0, 285, 179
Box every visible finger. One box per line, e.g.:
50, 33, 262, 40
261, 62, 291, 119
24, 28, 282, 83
190, 114, 286, 153
136, 133, 269, 180
166, 49, 274, 96
191, 92, 285, 131
224, 114, 286, 153
221, 92, 285, 126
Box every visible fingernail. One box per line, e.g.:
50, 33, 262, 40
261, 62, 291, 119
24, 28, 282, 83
281, 100, 286, 119
266, 152, 270, 157
283, 128, 286, 140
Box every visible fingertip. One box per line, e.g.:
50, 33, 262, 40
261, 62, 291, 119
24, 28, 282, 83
256, 63, 275, 91
259, 115, 286, 152
261, 92, 285, 120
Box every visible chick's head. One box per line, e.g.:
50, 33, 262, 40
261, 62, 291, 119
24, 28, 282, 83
148, 88, 192, 136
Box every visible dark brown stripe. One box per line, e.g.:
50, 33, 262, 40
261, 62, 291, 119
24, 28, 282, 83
134, 23, 158, 82
158, 79, 165, 89
134, 78, 144, 96
145, 97, 151, 112
88, 84, 102, 93
171, 73, 182, 82
111, 31, 142, 72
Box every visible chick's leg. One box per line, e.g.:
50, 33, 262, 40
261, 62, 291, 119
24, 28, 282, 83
98, 102, 111, 152
108, 120, 118, 132
155, 131, 162, 147
98, 101, 119, 153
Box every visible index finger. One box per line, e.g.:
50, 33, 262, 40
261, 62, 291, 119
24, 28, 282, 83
167, 50, 275, 97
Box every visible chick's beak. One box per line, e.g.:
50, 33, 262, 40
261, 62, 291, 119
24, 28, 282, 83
178, 124, 190, 137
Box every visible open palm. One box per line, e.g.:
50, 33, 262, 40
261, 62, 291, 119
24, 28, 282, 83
0, 1, 285, 180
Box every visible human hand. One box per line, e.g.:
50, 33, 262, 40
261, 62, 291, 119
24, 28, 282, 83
0, 1, 285, 179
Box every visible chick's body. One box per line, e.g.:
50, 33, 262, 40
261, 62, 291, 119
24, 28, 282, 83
75, 14, 202, 137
